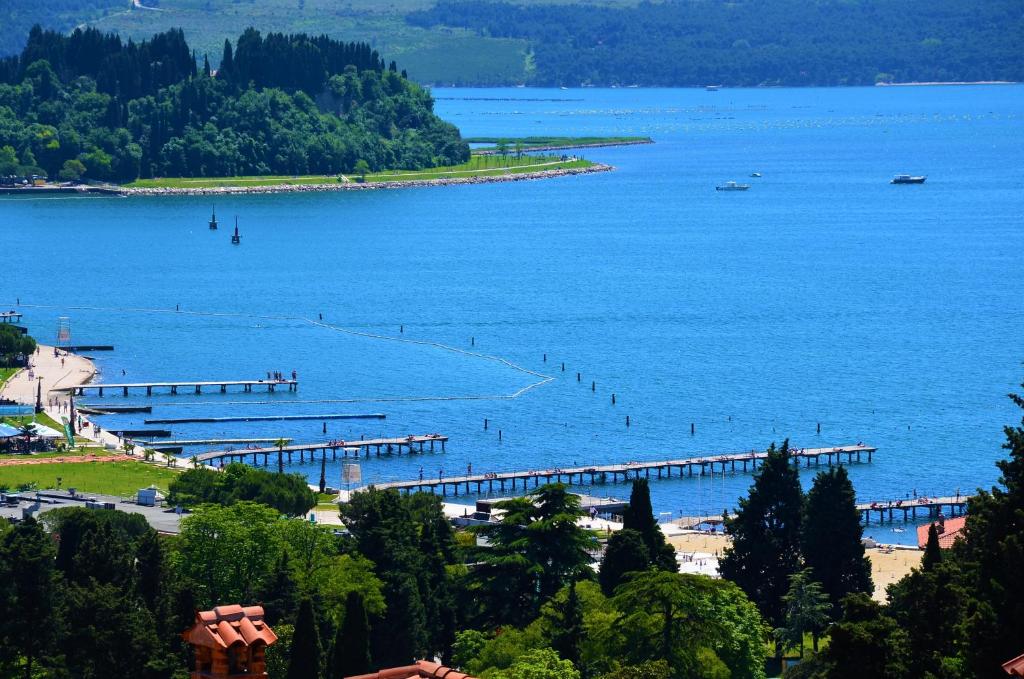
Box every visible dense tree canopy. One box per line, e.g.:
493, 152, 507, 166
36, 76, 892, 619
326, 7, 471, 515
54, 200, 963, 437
0, 26, 468, 182
408, 0, 1024, 87
168, 462, 315, 516
0, 324, 36, 368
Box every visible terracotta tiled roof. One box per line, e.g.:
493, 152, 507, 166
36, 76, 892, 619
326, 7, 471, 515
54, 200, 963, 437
345, 660, 475, 679
183, 604, 278, 649
1004, 652, 1024, 676
916, 516, 966, 549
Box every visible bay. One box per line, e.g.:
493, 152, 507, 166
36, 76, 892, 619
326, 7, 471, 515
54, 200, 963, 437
3, 85, 1023, 542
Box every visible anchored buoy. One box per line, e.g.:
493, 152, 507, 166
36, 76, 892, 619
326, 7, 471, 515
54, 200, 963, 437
231, 217, 240, 244
209, 205, 218, 230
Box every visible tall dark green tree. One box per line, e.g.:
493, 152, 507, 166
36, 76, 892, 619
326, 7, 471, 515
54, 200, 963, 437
549, 580, 584, 671
135, 528, 164, 611
921, 524, 942, 571
260, 552, 300, 626
0, 518, 58, 679
622, 479, 677, 572
720, 440, 804, 634
598, 528, 650, 596
955, 384, 1024, 677
814, 594, 910, 679
329, 591, 372, 679
801, 465, 872, 614
287, 598, 322, 679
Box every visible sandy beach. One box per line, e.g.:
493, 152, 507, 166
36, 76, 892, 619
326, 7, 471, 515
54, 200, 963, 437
666, 531, 922, 601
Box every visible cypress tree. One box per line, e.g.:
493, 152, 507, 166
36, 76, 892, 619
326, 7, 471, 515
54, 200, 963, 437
598, 528, 650, 596
319, 456, 327, 494
329, 592, 372, 679
287, 598, 322, 679
135, 529, 164, 611
720, 440, 804, 633
801, 465, 873, 614
622, 478, 676, 572
922, 524, 942, 571
260, 553, 300, 626
549, 580, 584, 671
202, 53, 211, 77
219, 39, 233, 80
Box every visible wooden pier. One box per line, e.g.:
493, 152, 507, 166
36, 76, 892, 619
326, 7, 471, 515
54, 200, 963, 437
194, 434, 448, 466
133, 437, 284, 447
360, 444, 876, 497
858, 495, 968, 524
57, 378, 297, 396
0, 311, 23, 324
144, 413, 385, 424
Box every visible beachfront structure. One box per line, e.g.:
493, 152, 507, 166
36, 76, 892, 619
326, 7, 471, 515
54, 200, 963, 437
915, 515, 967, 549
346, 661, 477, 679
859, 496, 969, 525
183, 605, 277, 678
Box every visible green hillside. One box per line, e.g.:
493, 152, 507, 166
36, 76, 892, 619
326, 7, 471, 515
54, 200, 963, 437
1, 0, 1020, 86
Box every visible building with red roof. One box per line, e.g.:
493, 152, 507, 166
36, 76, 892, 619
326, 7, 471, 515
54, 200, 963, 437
183, 604, 278, 678
345, 660, 477, 679
916, 516, 966, 549
1004, 652, 1024, 676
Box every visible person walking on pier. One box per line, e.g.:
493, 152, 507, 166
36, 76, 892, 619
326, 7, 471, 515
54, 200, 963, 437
419, 467, 424, 481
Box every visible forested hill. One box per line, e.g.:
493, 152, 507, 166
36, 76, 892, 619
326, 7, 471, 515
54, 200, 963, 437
408, 0, 1024, 87
0, 27, 468, 182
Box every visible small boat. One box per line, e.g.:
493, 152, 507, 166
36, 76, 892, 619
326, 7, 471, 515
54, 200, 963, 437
231, 217, 240, 244
750, 172, 762, 178
208, 206, 218, 230
716, 181, 750, 191
891, 174, 926, 184
706, 85, 720, 91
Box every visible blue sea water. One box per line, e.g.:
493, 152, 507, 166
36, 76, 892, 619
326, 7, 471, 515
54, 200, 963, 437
2, 86, 1023, 543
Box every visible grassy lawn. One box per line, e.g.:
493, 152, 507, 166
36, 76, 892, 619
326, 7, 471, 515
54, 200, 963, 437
3, 412, 66, 430
0, 460, 181, 496
0, 447, 113, 461
124, 155, 596, 189
0, 367, 18, 389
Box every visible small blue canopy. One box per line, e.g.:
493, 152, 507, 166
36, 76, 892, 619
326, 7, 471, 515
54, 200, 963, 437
0, 423, 21, 438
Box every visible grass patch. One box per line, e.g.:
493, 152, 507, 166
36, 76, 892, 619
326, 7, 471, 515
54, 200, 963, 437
124, 155, 597, 189
3, 412, 65, 431
0, 460, 181, 496
0, 447, 113, 461
0, 367, 18, 389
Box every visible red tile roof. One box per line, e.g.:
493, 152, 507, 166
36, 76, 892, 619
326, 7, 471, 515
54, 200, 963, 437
916, 516, 966, 549
184, 604, 278, 649
345, 660, 475, 679
1004, 652, 1024, 676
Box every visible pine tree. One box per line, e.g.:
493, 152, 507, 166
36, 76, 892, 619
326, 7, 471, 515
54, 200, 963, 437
622, 479, 676, 572
921, 524, 942, 571
330, 592, 372, 679
287, 598, 322, 679
801, 465, 872, 614
598, 528, 650, 596
719, 440, 804, 635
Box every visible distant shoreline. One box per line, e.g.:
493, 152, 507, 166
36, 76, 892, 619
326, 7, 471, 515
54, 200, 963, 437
119, 163, 613, 196
473, 139, 653, 155
875, 80, 1017, 87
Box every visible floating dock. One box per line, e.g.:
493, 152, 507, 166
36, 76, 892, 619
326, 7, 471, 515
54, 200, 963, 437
858, 495, 968, 524
195, 434, 448, 466
65, 345, 114, 352
144, 413, 385, 424
358, 444, 876, 496
79, 405, 152, 414
113, 428, 172, 438
56, 378, 297, 396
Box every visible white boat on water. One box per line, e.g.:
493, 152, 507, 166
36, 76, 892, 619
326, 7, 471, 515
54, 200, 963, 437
716, 181, 750, 191
891, 174, 927, 184
706, 85, 721, 91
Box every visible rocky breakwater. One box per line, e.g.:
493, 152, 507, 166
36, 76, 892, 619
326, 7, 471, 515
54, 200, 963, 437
122, 163, 613, 196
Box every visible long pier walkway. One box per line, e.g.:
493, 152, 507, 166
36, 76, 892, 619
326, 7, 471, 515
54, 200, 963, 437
361, 444, 876, 497
858, 495, 968, 523
57, 378, 297, 396
195, 434, 448, 466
